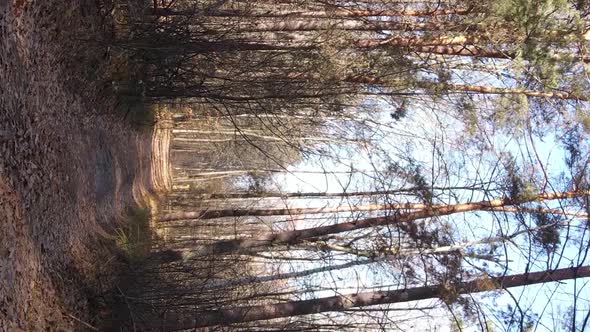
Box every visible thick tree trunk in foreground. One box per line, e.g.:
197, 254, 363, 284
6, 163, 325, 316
167, 265, 590, 329
189, 190, 590, 255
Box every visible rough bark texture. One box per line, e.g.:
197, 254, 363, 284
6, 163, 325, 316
167, 266, 590, 329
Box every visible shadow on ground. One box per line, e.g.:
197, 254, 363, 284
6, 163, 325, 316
0, 0, 170, 330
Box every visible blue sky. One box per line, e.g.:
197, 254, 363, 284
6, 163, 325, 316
253, 89, 590, 331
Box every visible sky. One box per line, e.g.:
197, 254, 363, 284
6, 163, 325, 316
249, 90, 590, 331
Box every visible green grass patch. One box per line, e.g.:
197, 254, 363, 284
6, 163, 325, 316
116, 206, 152, 264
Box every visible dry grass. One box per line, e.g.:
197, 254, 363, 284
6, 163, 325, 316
115, 206, 152, 264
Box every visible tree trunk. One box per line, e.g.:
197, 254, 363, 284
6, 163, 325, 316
200, 233, 529, 291
158, 202, 431, 222
409, 45, 590, 63
187, 186, 482, 200
439, 83, 589, 101
146, 7, 473, 18
409, 45, 517, 59
167, 265, 590, 329
231, 20, 472, 33
188, 190, 590, 255
357, 35, 480, 48
114, 40, 312, 54
173, 129, 352, 143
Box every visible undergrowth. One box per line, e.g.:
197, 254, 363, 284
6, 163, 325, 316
108, 51, 156, 127
115, 206, 152, 264
107, 0, 156, 128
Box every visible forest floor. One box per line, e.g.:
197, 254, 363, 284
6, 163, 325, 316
0, 0, 169, 330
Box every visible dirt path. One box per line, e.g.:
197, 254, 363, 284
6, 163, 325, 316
0, 1, 169, 330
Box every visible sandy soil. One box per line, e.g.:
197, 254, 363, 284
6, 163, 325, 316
0, 0, 169, 330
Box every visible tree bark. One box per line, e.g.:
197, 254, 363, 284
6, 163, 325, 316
409, 45, 517, 59
231, 20, 472, 33
357, 35, 480, 48
439, 83, 589, 101
188, 190, 590, 255
167, 265, 590, 329
146, 7, 473, 18
199, 233, 530, 291
158, 202, 431, 222
410, 45, 590, 62
187, 186, 482, 199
